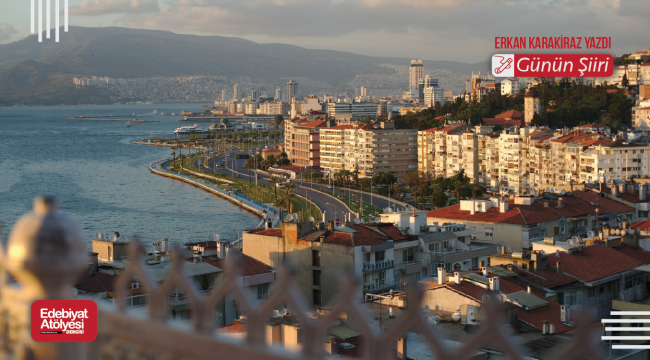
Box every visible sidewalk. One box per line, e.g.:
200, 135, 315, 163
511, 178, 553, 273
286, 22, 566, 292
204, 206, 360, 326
150, 159, 281, 227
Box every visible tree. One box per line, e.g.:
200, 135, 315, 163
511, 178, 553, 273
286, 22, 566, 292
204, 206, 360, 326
431, 188, 448, 208
243, 159, 253, 184
283, 182, 295, 216
269, 176, 281, 202
520, 115, 526, 128
170, 147, 176, 169
622, 73, 629, 88
359, 178, 371, 190
274, 115, 284, 128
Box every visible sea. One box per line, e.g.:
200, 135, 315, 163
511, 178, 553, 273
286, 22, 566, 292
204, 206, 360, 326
0, 103, 259, 248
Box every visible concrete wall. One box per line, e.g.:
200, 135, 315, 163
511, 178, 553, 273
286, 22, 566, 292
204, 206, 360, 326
421, 288, 480, 313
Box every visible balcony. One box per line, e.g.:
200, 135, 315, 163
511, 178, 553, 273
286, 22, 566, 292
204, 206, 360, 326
363, 279, 396, 292
395, 258, 430, 271
168, 289, 215, 305
362, 259, 394, 271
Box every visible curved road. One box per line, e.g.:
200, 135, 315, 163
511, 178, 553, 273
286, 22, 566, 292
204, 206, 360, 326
194, 147, 404, 223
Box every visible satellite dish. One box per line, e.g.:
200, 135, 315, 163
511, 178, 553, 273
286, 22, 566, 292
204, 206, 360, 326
424, 305, 431, 313
560, 189, 566, 195
546, 187, 551, 192
293, 213, 299, 221
95, 233, 102, 240
361, 218, 366, 224
104, 233, 110, 241
111, 234, 118, 242
309, 217, 315, 222
286, 214, 294, 222
278, 307, 287, 316
567, 239, 574, 247
482, 295, 491, 302
354, 218, 361, 224
384, 207, 390, 212
375, 218, 380, 223
571, 236, 580, 244
114, 232, 120, 239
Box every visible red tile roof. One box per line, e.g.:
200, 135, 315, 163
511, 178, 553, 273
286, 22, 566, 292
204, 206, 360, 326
427, 203, 558, 225
630, 218, 650, 230
481, 118, 528, 127
569, 191, 636, 212
426, 279, 572, 333
203, 254, 274, 277
439, 123, 469, 133
547, 245, 642, 282
249, 228, 283, 237
217, 321, 247, 334
301, 120, 329, 128
495, 110, 524, 119
375, 225, 408, 241
615, 244, 650, 265
347, 224, 389, 240
504, 266, 578, 289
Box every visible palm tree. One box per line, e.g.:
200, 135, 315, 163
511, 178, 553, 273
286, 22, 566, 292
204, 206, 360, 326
269, 176, 281, 202
283, 182, 295, 215
243, 159, 253, 184
170, 147, 177, 169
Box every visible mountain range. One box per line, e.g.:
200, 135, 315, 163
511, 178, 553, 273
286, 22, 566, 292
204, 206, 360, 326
0, 26, 488, 105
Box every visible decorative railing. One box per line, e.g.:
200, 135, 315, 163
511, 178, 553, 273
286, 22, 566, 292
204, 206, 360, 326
362, 260, 394, 271
0, 197, 608, 360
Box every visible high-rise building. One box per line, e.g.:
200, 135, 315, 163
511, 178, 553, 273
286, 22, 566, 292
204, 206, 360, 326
251, 90, 261, 100
360, 86, 367, 97
233, 84, 242, 101
287, 80, 298, 102
221, 89, 227, 101
409, 59, 424, 99
275, 89, 283, 101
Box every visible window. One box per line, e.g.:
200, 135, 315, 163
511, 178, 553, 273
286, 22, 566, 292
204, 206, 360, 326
313, 289, 322, 306
540, 229, 546, 238
429, 243, 439, 252
485, 229, 493, 238
588, 288, 595, 298
363, 253, 370, 263
375, 251, 385, 262
421, 268, 428, 278
563, 290, 583, 306
472, 258, 479, 270
445, 263, 453, 272
312, 250, 321, 266
257, 283, 269, 300
403, 248, 414, 262
313, 270, 321, 286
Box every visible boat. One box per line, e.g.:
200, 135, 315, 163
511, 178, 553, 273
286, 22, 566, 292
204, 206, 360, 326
161, 112, 165, 116
174, 124, 206, 135
171, 113, 176, 116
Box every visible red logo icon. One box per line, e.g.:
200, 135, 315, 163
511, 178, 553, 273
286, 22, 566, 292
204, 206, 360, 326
493, 55, 514, 75
31, 300, 97, 342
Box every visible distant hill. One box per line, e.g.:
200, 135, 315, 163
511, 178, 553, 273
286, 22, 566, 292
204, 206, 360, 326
0, 26, 488, 104
0, 60, 118, 106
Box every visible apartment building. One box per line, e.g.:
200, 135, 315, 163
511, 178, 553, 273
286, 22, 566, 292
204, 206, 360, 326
500, 78, 520, 96
289, 120, 330, 168
342, 121, 418, 181
326, 101, 380, 119
524, 89, 542, 123
320, 124, 353, 175
427, 194, 633, 250
416, 122, 471, 178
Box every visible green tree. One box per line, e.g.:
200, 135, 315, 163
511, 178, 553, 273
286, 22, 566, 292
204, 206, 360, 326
243, 159, 254, 184
269, 176, 281, 202
170, 147, 176, 169
622, 73, 629, 88
431, 188, 448, 208
274, 115, 284, 127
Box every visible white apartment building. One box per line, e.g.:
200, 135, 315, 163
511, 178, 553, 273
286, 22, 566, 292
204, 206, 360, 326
257, 102, 289, 115
500, 78, 520, 96
319, 124, 353, 175
326, 101, 380, 119
417, 122, 472, 178
340, 121, 418, 181
424, 86, 444, 107
409, 59, 424, 99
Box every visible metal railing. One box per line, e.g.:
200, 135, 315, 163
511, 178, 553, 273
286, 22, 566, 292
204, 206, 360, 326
0, 197, 608, 360
362, 259, 394, 271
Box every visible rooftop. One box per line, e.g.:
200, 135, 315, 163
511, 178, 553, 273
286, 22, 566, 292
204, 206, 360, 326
546, 244, 641, 282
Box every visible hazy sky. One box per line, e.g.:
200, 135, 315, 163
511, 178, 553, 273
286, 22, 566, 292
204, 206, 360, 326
0, 0, 648, 62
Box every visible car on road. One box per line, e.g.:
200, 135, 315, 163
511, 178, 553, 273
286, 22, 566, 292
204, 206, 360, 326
327, 185, 333, 189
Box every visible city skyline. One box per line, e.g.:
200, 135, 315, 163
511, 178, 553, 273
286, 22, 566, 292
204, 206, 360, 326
0, 0, 647, 62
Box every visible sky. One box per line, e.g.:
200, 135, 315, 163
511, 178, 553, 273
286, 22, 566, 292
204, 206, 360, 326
0, 0, 648, 62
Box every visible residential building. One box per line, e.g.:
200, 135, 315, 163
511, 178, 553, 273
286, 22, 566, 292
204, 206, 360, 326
242, 221, 408, 306
427, 194, 634, 250
287, 80, 298, 102
287, 119, 330, 168
634, 106, 650, 131
221, 89, 227, 101
500, 78, 520, 96
234, 84, 242, 101
416, 122, 471, 178
409, 59, 424, 99
423, 86, 444, 107
360, 86, 367, 98
327, 101, 380, 119
342, 121, 417, 181
320, 124, 354, 175
275, 88, 284, 101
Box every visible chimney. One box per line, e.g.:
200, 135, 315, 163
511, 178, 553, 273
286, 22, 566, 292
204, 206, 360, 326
482, 267, 488, 276
556, 261, 561, 274
324, 337, 337, 355
480, 260, 485, 268
543, 320, 549, 335
628, 184, 635, 194
619, 183, 626, 194
454, 271, 461, 285
437, 267, 445, 285
557, 197, 564, 208
489, 277, 500, 291
396, 337, 408, 360
500, 198, 509, 213
641, 184, 647, 201
549, 323, 556, 334
410, 215, 419, 235
220, 242, 227, 260
470, 199, 476, 215
161, 238, 169, 253
544, 200, 549, 208
527, 286, 531, 294
612, 183, 618, 197
560, 305, 570, 322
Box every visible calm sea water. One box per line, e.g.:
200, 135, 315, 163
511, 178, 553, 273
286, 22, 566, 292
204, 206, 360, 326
0, 104, 259, 247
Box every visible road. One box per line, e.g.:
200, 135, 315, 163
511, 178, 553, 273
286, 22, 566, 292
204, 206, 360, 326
193, 147, 406, 223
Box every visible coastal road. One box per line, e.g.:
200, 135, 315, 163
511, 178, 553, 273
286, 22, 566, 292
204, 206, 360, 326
194, 147, 405, 223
